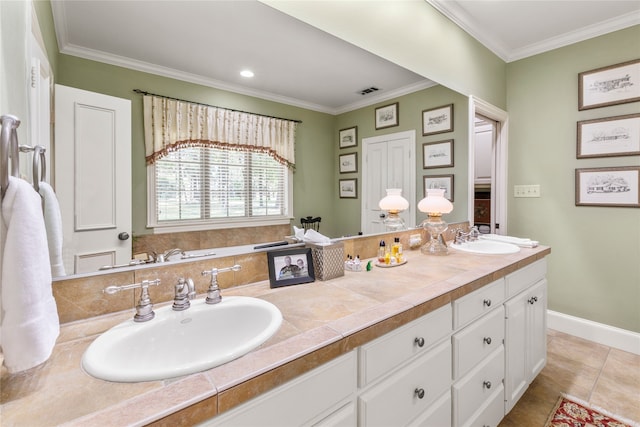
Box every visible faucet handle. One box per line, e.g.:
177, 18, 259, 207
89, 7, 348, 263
104, 279, 160, 322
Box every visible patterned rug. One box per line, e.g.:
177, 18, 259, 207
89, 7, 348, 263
545, 395, 640, 427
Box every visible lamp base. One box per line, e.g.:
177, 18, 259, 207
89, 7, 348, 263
420, 236, 448, 256
420, 214, 449, 256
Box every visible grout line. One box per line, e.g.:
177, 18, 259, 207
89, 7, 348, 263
587, 346, 611, 402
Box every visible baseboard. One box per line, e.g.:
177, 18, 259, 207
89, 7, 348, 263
547, 310, 640, 355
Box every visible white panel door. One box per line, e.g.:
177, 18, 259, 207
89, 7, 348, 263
54, 85, 131, 274
362, 130, 415, 235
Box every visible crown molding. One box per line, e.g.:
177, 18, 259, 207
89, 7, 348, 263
427, 0, 640, 63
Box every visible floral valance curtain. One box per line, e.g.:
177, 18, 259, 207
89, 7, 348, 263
142, 95, 297, 168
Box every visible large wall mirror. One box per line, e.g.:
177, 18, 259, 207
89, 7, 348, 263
30, 1, 492, 279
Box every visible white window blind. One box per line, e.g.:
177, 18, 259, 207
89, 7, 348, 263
152, 146, 288, 226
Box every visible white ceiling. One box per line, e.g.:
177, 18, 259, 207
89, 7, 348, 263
50, 0, 640, 115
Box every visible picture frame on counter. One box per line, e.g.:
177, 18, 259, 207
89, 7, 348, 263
424, 174, 454, 202
422, 104, 454, 136
339, 126, 357, 149
423, 139, 454, 169
339, 178, 358, 199
375, 102, 399, 130
339, 152, 358, 173
575, 166, 640, 208
578, 59, 640, 110
577, 113, 640, 158
267, 248, 316, 288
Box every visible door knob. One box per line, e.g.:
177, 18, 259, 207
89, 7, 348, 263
379, 213, 387, 219
118, 232, 130, 241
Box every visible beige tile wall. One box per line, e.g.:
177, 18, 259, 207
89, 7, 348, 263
53, 222, 468, 324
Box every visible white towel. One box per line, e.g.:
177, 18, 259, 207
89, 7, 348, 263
38, 182, 66, 277
0, 177, 60, 373
479, 233, 539, 248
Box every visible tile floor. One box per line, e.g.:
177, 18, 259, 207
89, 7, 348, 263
499, 329, 640, 426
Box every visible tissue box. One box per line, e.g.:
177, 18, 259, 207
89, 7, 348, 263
306, 241, 345, 281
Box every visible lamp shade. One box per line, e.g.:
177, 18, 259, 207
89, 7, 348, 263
417, 188, 453, 214
379, 188, 409, 211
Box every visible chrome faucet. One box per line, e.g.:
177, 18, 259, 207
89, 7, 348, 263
104, 279, 161, 322
172, 278, 196, 311
454, 226, 480, 244
151, 248, 184, 263
201, 264, 242, 305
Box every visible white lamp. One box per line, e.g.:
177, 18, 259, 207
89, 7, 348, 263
417, 188, 453, 255
378, 189, 409, 231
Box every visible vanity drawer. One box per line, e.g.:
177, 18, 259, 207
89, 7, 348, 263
461, 383, 505, 427
453, 305, 505, 379
407, 390, 451, 427
453, 345, 505, 427
359, 340, 451, 427
453, 278, 505, 329
359, 303, 452, 387
505, 258, 547, 298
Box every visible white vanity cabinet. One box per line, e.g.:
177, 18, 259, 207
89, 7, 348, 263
451, 279, 506, 427
199, 258, 549, 427
201, 351, 357, 427
504, 259, 548, 413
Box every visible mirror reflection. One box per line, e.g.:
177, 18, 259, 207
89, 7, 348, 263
39, 1, 473, 279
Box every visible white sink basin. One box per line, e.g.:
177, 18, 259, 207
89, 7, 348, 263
450, 240, 520, 254
82, 296, 282, 382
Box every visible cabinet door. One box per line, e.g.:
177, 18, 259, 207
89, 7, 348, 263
527, 279, 547, 380
504, 291, 527, 413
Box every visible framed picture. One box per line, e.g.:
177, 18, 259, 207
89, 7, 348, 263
375, 102, 399, 130
339, 152, 358, 173
339, 126, 357, 149
423, 140, 454, 169
575, 166, 640, 207
577, 113, 640, 158
424, 174, 454, 202
339, 178, 358, 199
422, 104, 454, 136
267, 248, 316, 288
578, 59, 640, 110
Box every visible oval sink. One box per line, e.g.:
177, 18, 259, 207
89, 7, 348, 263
450, 240, 520, 254
82, 296, 282, 382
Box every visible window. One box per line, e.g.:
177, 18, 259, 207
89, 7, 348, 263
149, 146, 291, 230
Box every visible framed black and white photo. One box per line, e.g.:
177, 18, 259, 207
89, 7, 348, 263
375, 102, 399, 130
423, 140, 454, 169
575, 166, 640, 207
339, 178, 358, 199
579, 59, 640, 110
267, 248, 316, 288
339, 126, 358, 149
422, 104, 454, 136
577, 113, 640, 158
424, 174, 454, 202
339, 152, 358, 173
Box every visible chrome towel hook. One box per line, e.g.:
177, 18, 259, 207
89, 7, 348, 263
1, 114, 21, 200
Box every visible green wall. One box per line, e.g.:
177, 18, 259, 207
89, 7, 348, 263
56, 54, 337, 238
334, 86, 469, 237
506, 26, 640, 332
263, 0, 506, 109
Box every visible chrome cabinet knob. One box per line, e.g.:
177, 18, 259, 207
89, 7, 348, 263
415, 337, 425, 347
484, 337, 492, 345
483, 299, 492, 307
483, 381, 492, 389
414, 388, 425, 399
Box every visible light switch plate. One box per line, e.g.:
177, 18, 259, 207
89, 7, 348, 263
514, 184, 540, 198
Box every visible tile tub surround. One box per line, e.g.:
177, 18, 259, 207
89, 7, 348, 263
0, 236, 549, 426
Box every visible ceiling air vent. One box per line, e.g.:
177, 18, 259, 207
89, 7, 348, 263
358, 87, 379, 95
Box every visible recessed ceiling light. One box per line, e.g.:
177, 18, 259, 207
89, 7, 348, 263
240, 70, 254, 78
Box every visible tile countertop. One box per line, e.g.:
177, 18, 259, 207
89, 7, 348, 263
0, 244, 551, 427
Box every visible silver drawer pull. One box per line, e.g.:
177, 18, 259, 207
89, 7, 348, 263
483, 299, 492, 307
483, 381, 492, 389
414, 388, 425, 399
484, 337, 492, 345
414, 337, 425, 348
